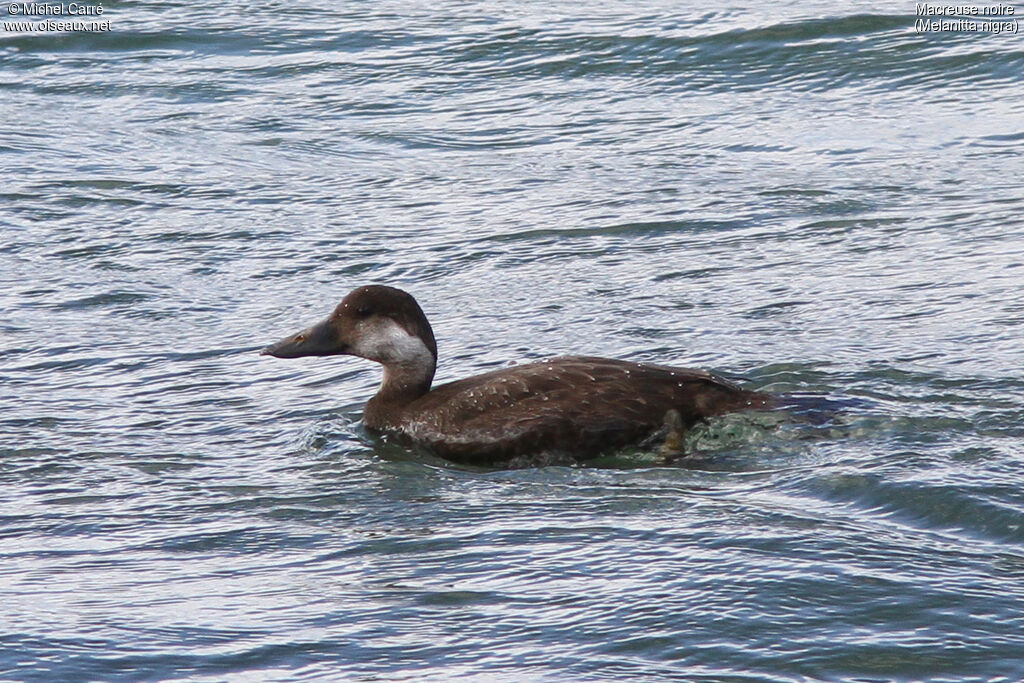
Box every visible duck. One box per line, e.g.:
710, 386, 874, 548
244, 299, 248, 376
261, 285, 773, 465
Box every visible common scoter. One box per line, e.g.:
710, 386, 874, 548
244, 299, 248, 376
262, 285, 773, 464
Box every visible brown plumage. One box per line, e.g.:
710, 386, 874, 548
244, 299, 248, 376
262, 285, 772, 465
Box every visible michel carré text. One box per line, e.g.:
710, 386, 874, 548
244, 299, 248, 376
12, 3, 104, 15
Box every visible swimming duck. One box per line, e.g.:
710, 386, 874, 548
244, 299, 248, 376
262, 285, 772, 464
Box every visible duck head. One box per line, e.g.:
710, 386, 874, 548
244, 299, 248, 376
261, 286, 438, 389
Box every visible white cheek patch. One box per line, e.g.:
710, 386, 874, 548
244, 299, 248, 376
352, 319, 433, 367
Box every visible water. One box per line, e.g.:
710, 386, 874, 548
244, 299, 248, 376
3, 1, 1024, 680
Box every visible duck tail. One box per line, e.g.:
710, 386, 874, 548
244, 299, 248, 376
769, 392, 868, 425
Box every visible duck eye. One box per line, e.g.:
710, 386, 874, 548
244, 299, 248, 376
356, 307, 372, 318
295, 333, 307, 343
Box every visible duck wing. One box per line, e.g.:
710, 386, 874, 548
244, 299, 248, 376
399, 356, 766, 462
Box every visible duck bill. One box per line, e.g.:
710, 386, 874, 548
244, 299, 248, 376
261, 317, 347, 358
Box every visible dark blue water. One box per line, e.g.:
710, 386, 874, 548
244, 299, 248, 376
3, 2, 1024, 680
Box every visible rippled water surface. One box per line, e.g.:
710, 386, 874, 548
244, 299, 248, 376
3, 1, 1024, 680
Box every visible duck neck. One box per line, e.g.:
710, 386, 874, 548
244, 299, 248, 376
364, 357, 436, 429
